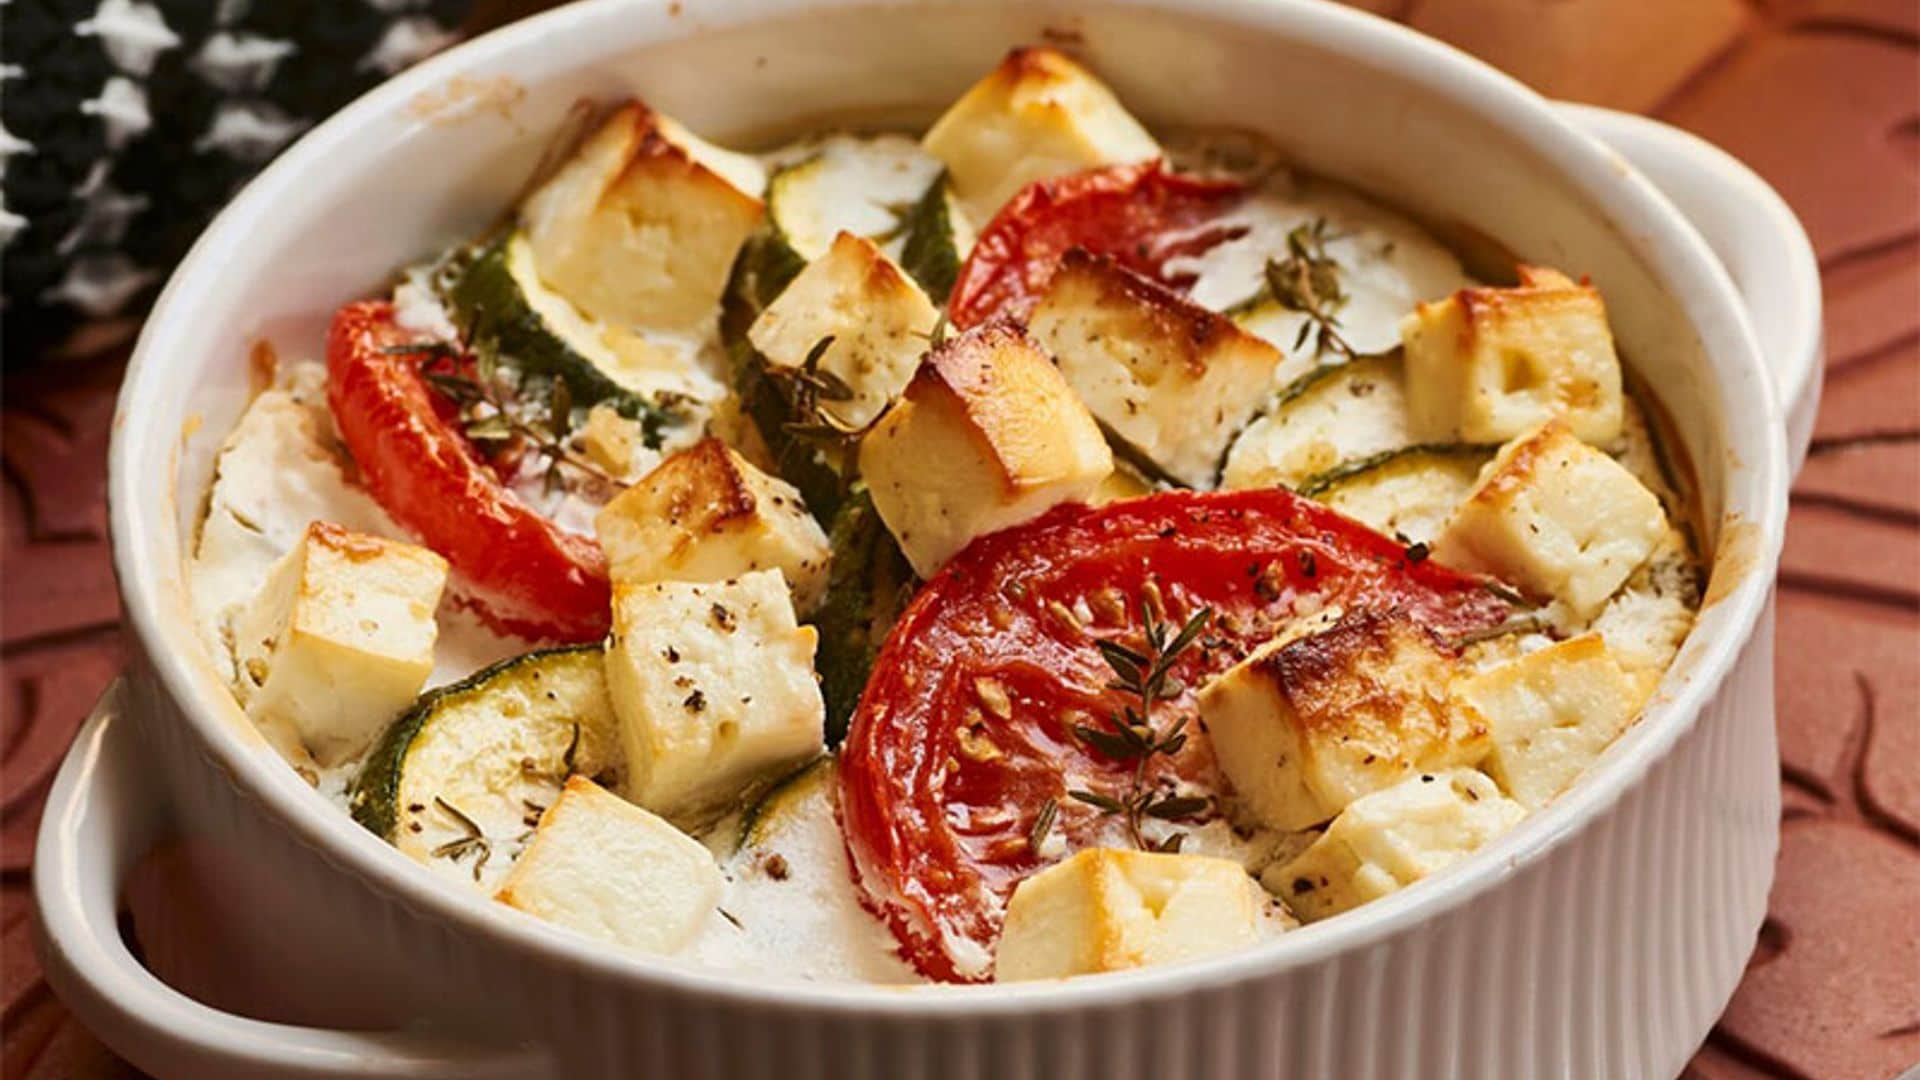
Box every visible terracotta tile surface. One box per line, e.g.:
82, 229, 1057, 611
3, 2, 1916, 1076
1820, 240, 1920, 365
1407, 0, 1753, 113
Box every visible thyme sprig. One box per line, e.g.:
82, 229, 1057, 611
387, 339, 618, 495
1264, 217, 1357, 362
430, 795, 493, 882
765, 335, 893, 457
1068, 601, 1216, 851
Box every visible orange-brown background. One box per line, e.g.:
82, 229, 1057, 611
3, 1, 1916, 1075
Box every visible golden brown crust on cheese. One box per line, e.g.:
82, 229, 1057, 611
912, 318, 1097, 493
598, 103, 761, 213
1052, 249, 1249, 378
995, 44, 1084, 88
1447, 265, 1597, 351
1459, 416, 1572, 507
1253, 608, 1477, 746
656, 438, 761, 534
303, 519, 399, 563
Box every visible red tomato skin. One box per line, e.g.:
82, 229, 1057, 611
325, 301, 611, 643
946, 160, 1248, 330
838, 488, 1512, 982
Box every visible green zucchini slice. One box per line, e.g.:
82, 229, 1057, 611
813, 488, 914, 744
1220, 353, 1412, 491
719, 229, 849, 522
445, 232, 687, 437
1297, 444, 1494, 543
737, 756, 836, 850
349, 646, 622, 882
764, 134, 948, 264
896, 170, 973, 304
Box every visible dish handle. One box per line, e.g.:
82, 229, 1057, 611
31, 678, 552, 1080
1557, 103, 1824, 473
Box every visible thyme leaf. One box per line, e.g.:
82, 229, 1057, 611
1145, 795, 1211, 820
1028, 796, 1059, 857
408, 339, 619, 494
1068, 789, 1128, 815
1263, 218, 1357, 362
1066, 601, 1216, 851
765, 335, 892, 458
431, 796, 493, 882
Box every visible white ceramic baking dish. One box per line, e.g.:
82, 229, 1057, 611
33, 1, 1821, 1076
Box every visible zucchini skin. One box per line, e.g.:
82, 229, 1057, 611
445, 234, 679, 442
897, 170, 962, 304
763, 154, 830, 258
1097, 418, 1192, 491
736, 756, 835, 849
1211, 354, 1397, 489
813, 488, 913, 744
719, 228, 850, 522
347, 644, 603, 841
1296, 443, 1498, 498
1270, 356, 1358, 410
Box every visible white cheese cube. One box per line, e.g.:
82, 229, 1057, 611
858, 321, 1113, 577
232, 521, 446, 766
747, 231, 940, 429
604, 571, 825, 827
1401, 265, 1625, 444
651, 112, 769, 200
1434, 419, 1667, 619
1455, 635, 1645, 809
595, 438, 832, 613
495, 776, 723, 955
923, 46, 1160, 224
1268, 768, 1524, 922
1029, 250, 1284, 488
1197, 609, 1489, 832
520, 102, 765, 334
996, 848, 1267, 981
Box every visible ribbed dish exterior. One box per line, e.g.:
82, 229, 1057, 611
126, 601, 1778, 1080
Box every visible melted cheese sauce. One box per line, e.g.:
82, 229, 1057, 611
690, 783, 919, 984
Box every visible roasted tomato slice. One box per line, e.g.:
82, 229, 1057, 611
326, 300, 611, 642
838, 488, 1510, 982
946, 160, 1247, 329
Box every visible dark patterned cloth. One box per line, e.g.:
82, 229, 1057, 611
0, 0, 517, 365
